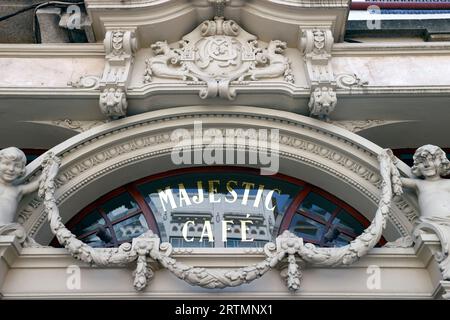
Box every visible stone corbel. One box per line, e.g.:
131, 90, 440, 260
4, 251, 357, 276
414, 221, 450, 281
414, 229, 450, 299
99, 30, 138, 119
300, 28, 337, 120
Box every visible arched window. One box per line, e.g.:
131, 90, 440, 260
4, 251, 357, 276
53, 167, 385, 248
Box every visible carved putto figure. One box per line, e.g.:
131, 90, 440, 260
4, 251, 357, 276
400, 144, 450, 223
0, 148, 58, 242
0, 147, 36, 227
397, 144, 450, 281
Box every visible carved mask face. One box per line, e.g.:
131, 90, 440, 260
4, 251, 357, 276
0, 158, 24, 183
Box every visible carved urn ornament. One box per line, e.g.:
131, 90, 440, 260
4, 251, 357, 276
143, 16, 294, 100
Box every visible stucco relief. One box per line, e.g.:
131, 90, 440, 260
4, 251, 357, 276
16, 109, 417, 242
300, 29, 368, 120
99, 30, 137, 118
40, 149, 398, 291
143, 16, 294, 100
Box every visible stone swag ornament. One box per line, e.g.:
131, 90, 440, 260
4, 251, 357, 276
38, 148, 401, 292
5, 145, 450, 292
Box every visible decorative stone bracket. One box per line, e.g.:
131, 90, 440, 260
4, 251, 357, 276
414, 220, 450, 281
300, 28, 336, 120
300, 28, 367, 120
99, 30, 138, 119
39, 148, 399, 292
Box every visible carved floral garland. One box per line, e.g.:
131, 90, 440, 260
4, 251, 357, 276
40, 149, 400, 291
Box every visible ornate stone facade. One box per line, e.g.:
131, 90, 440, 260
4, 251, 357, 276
0, 0, 450, 300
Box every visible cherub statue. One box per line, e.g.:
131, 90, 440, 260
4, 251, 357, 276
0, 147, 58, 242
398, 145, 450, 282
399, 144, 450, 224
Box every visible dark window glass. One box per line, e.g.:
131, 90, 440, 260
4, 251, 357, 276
299, 192, 337, 222
102, 193, 139, 222
72, 210, 105, 237
333, 210, 364, 236
113, 214, 149, 242
288, 214, 325, 242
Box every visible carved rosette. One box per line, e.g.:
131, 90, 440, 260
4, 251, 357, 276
143, 16, 294, 100
39, 149, 399, 292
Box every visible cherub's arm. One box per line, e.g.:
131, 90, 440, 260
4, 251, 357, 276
400, 177, 418, 190
19, 160, 59, 195
20, 179, 40, 195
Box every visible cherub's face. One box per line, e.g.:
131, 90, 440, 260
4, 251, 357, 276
0, 158, 24, 183
416, 154, 442, 179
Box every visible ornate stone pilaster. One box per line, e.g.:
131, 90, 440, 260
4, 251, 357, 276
300, 28, 337, 120
99, 30, 138, 119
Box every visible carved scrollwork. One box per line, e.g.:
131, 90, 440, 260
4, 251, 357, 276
98, 30, 138, 118
40, 148, 397, 292
143, 16, 294, 100
414, 220, 450, 280
0, 223, 43, 248
336, 73, 368, 89
68, 75, 101, 89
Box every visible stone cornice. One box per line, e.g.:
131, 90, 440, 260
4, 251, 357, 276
333, 42, 450, 56
85, 0, 351, 9
85, 0, 350, 46
1, 42, 450, 58
0, 44, 105, 57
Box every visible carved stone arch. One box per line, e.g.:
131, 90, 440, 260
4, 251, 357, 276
17, 106, 418, 245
